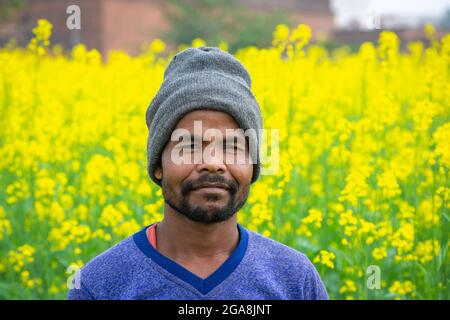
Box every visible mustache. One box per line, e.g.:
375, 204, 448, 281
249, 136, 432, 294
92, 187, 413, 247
181, 174, 238, 196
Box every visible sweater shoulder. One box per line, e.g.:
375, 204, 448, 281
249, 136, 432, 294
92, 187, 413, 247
83, 235, 140, 272
247, 229, 311, 265
245, 229, 329, 299
68, 234, 144, 299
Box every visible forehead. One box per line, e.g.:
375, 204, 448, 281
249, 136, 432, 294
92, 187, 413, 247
174, 109, 240, 131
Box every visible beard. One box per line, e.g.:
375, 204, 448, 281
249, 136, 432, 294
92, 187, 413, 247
162, 174, 250, 224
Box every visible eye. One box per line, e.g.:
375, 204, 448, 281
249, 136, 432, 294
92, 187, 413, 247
183, 143, 200, 151
225, 143, 242, 152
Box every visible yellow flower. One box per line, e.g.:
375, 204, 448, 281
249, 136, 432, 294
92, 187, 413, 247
33, 19, 52, 41
415, 240, 440, 264
432, 123, 450, 168
339, 280, 357, 294
313, 250, 336, 269
272, 24, 290, 48
49, 285, 60, 295
411, 100, 443, 132
424, 23, 435, 39
191, 38, 206, 48
99, 204, 124, 228
48, 220, 91, 250
297, 208, 323, 237
92, 229, 112, 241
339, 165, 372, 205
391, 222, 414, 260
218, 40, 229, 52
389, 280, 415, 296
0, 206, 12, 240
8, 245, 36, 272
372, 247, 388, 261
262, 230, 271, 237
27, 19, 53, 55
289, 24, 312, 49
417, 199, 440, 228
378, 31, 399, 70
149, 38, 166, 54
377, 170, 401, 199
112, 219, 140, 238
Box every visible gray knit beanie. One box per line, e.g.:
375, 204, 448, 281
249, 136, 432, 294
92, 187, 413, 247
145, 46, 263, 186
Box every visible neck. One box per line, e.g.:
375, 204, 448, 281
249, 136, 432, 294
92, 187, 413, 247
156, 203, 239, 260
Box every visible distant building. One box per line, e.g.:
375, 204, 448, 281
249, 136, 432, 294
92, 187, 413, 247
333, 12, 447, 50
381, 14, 441, 30
0, 0, 335, 55
0, 0, 173, 55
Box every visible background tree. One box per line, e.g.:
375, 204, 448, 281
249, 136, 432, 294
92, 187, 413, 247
160, 0, 291, 53
0, 0, 26, 20
440, 7, 450, 30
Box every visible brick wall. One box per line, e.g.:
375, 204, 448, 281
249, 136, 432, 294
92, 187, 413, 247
0, 0, 102, 52
101, 0, 172, 55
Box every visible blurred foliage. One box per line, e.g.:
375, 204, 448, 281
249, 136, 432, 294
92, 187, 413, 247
160, 0, 291, 53
0, 0, 26, 20
440, 7, 450, 30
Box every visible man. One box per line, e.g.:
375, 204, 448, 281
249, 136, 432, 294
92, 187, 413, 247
68, 46, 328, 300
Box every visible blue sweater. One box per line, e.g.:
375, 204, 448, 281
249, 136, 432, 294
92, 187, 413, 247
67, 223, 329, 300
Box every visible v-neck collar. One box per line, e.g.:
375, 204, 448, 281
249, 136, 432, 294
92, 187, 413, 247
133, 222, 249, 295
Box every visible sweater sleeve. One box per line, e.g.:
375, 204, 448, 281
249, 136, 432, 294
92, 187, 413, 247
302, 256, 329, 300
67, 283, 96, 300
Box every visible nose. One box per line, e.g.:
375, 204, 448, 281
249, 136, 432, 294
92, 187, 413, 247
196, 144, 227, 175
197, 161, 227, 175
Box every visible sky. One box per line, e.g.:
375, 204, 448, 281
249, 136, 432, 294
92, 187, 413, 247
331, 0, 450, 27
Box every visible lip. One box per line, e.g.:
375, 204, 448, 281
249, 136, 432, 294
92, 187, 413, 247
191, 183, 230, 191
192, 187, 229, 194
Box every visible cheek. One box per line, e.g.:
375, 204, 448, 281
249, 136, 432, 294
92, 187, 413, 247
228, 163, 253, 187
161, 151, 195, 184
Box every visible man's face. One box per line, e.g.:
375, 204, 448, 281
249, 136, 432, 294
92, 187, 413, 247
154, 109, 253, 224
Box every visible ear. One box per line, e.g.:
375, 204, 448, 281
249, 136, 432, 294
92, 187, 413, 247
154, 166, 162, 180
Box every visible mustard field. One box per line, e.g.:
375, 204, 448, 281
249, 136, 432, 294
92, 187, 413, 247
0, 20, 448, 299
